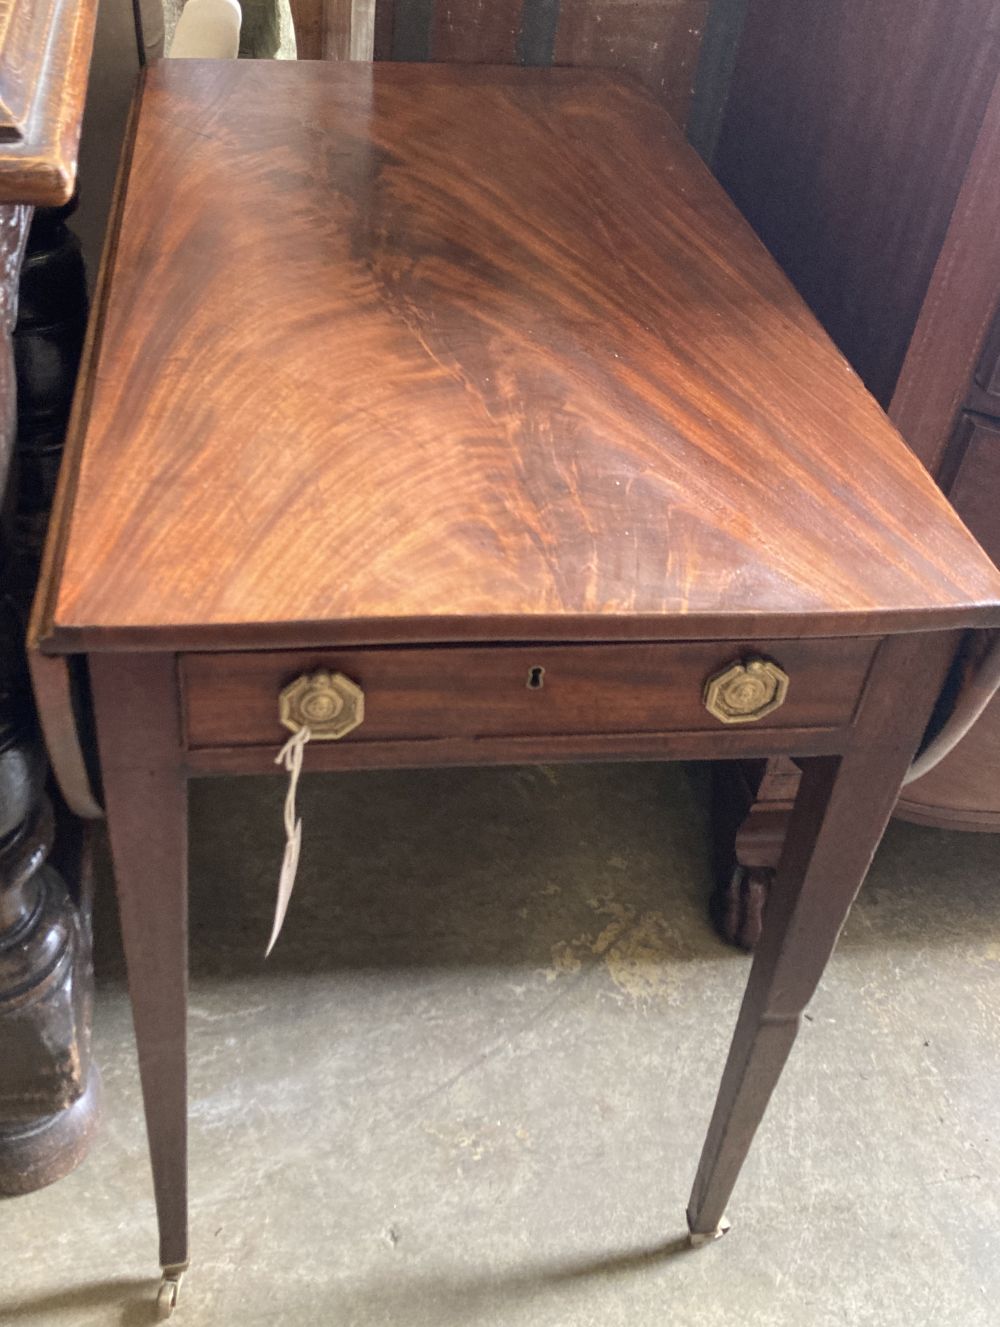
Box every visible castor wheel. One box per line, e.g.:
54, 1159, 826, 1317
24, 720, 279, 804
156, 1278, 179, 1319
687, 1214, 732, 1248
156, 1263, 188, 1319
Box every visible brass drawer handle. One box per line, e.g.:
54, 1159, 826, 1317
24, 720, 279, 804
279, 670, 365, 740
704, 657, 789, 724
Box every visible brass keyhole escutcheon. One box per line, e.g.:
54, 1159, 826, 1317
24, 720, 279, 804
703, 657, 789, 724
279, 670, 365, 740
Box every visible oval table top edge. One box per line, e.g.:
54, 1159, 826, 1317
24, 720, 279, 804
31, 602, 1000, 657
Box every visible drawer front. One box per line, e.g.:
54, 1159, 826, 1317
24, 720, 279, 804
181, 638, 878, 750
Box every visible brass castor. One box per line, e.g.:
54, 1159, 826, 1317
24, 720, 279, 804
687, 1215, 732, 1248
157, 1263, 188, 1319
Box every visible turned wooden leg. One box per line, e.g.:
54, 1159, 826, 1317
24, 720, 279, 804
90, 653, 189, 1284
0, 624, 100, 1193
688, 632, 956, 1239
710, 758, 798, 950
0, 201, 99, 1194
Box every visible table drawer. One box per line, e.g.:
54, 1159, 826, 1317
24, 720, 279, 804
180, 638, 878, 750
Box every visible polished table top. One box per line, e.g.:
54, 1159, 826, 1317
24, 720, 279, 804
36, 61, 1000, 654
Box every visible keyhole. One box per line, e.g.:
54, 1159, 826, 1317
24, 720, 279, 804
527, 666, 545, 690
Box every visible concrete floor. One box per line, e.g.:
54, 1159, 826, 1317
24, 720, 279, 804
3, 762, 1000, 1325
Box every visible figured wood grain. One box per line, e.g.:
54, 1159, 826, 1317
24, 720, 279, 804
180, 636, 878, 749
35, 62, 1000, 655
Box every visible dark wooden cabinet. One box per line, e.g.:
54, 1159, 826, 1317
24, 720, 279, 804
704, 4, 1000, 943
709, 0, 1000, 411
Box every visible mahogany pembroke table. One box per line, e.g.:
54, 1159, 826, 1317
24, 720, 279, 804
27, 61, 1000, 1317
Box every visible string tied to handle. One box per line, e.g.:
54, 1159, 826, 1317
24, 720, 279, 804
267, 724, 311, 956
268, 669, 366, 955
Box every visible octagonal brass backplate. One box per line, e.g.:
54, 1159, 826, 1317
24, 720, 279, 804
279, 670, 365, 740
703, 657, 789, 725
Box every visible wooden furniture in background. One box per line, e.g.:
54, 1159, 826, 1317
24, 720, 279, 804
712, 0, 1000, 412
29, 61, 1000, 1314
13, 204, 89, 572
890, 73, 1000, 830
290, 0, 710, 128
706, 4, 1000, 944
0, 0, 98, 1193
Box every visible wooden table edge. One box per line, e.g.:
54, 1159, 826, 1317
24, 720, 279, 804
30, 604, 1000, 656
27, 67, 144, 658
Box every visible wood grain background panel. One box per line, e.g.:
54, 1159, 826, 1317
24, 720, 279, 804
386, 0, 709, 126
713, 0, 1000, 407
431, 0, 523, 64
554, 0, 708, 127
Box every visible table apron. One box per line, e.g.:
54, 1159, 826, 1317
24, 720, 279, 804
181, 725, 850, 777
